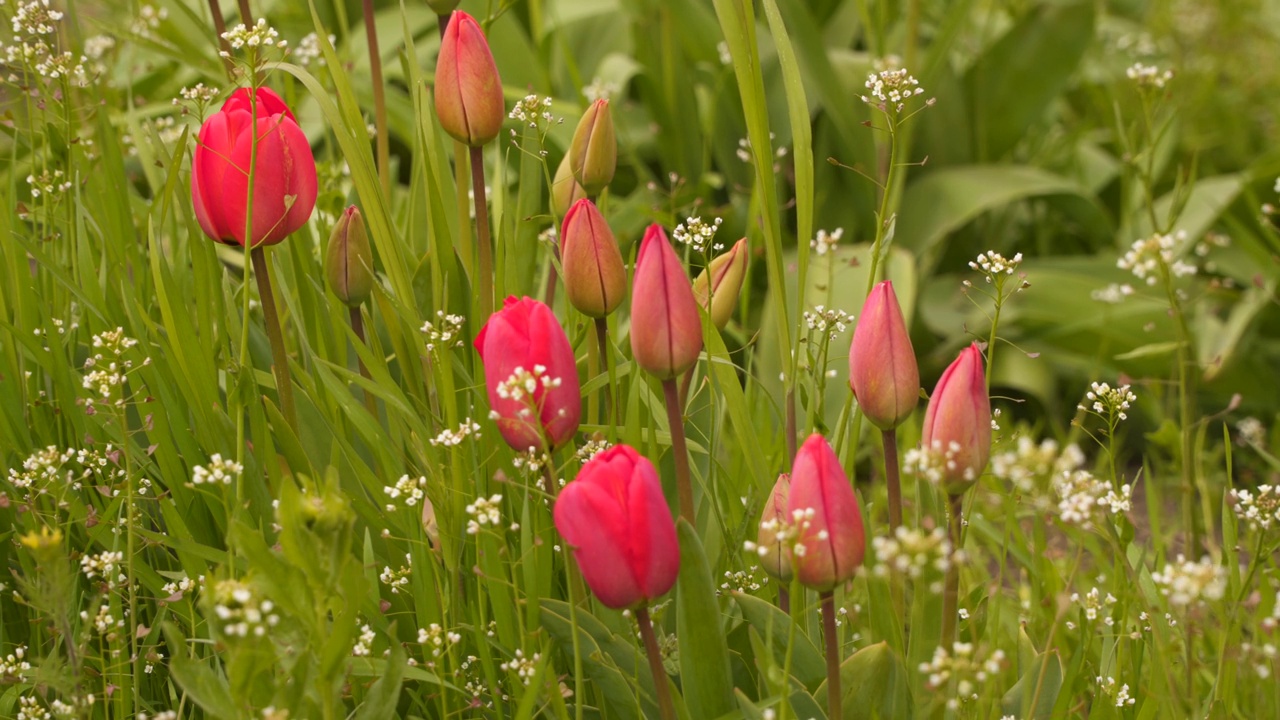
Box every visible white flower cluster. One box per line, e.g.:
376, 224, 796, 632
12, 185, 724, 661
80, 601, 120, 635
429, 418, 482, 447
1152, 554, 1225, 607
161, 574, 200, 599
1090, 283, 1135, 304
1241, 641, 1280, 679
969, 250, 1022, 279
192, 454, 244, 486
7, 445, 74, 490
82, 328, 146, 406
673, 215, 725, 255
17, 695, 51, 720
380, 557, 412, 594
0, 645, 31, 680
735, 133, 787, 164
421, 310, 466, 352
27, 169, 72, 198
904, 440, 979, 485
500, 649, 541, 686
802, 305, 853, 338
84, 35, 115, 61
130, 5, 167, 37
861, 68, 925, 113
12, 0, 63, 36
517, 449, 552, 478
418, 623, 462, 657
508, 94, 556, 128
294, 32, 333, 67
1071, 586, 1118, 624
210, 579, 280, 638
809, 228, 844, 257
1230, 485, 1280, 531
744, 507, 815, 559
1118, 231, 1196, 285
79, 550, 123, 581
872, 526, 951, 586
1126, 62, 1173, 89
384, 475, 427, 511
1097, 675, 1136, 707
495, 365, 562, 405
575, 438, 613, 463
220, 18, 287, 52
918, 642, 1006, 710
466, 494, 503, 535
719, 566, 767, 594
352, 624, 376, 656
1079, 381, 1136, 422
991, 437, 1085, 494
1237, 417, 1267, 447
176, 83, 220, 104
583, 77, 620, 103
1054, 470, 1130, 526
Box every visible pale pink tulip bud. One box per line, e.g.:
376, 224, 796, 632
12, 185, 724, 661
560, 198, 627, 318
630, 225, 703, 379
692, 238, 748, 330
849, 281, 919, 430
920, 343, 991, 495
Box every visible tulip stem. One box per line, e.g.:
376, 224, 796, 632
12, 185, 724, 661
250, 247, 297, 433
637, 606, 676, 720
661, 378, 695, 522
595, 317, 612, 425
777, 586, 790, 615
349, 307, 378, 419
543, 252, 559, 308
206, 0, 235, 74
362, 0, 391, 196
821, 591, 842, 719
785, 388, 798, 462
235, 0, 252, 24
882, 428, 902, 533
941, 492, 964, 658
470, 145, 494, 321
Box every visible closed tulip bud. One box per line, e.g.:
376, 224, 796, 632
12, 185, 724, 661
325, 206, 375, 307
788, 434, 865, 592
421, 495, 440, 548
434, 11, 504, 147
692, 238, 748, 329
921, 343, 991, 495
554, 445, 680, 609
849, 281, 919, 430
568, 99, 616, 196
630, 225, 703, 379
191, 87, 317, 247
475, 296, 582, 451
551, 153, 587, 219
561, 198, 626, 318
756, 474, 793, 583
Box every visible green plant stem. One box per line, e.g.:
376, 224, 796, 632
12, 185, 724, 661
362, 0, 390, 195
118, 407, 140, 719
637, 606, 675, 720
864, 120, 901, 297
470, 145, 494, 321
1162, 267, 1198, 555
786, 387, 798, 461
349, 306, 378, 419
662, 378, 695, 521
941, 493, 964, 656
882, 428, 902, 533
821, 590, 841, 719
595, 317, 612, 425
543, 250, 559, 308
250, 247, 297, 433
986, 293, 1003, 395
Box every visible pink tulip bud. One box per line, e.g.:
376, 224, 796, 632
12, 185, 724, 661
788, 434, 865, 591
920, 343, 992, 495
568, 99, 616, 196
756, 474, 793, 583
191, 87, 317, 247
692, 238, 748, 330
630, 225, 703, 379
554, 445, 680, 609
474, 296, 582, 452
849, 281, 919, 430
560, 198, 627, 318
434, 11, 504, 147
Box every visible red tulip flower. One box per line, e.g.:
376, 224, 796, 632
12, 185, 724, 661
788, 434, 866, 591
921, 343, 992, 495
191, 87, 317, 247
561, 198, 626, 318
554, 445, 679, 609
434, 10, 504, 147
849, 280, 919, 431
474, 296, 581, 452
630, 225, 703, 379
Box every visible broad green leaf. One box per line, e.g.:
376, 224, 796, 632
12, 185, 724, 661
1001, 650, 1064, 720
677, 518, 736, 718
732, 591, 826, 688
815, 641, 912, 720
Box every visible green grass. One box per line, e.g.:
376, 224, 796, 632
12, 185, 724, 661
3, 0, 1280, 717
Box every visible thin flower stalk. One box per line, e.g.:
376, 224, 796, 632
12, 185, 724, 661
636, 606, 675, 720
362, 0, 390, 194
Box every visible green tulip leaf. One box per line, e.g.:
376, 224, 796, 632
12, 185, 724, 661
814, 641, 912, 720
732, 591, 826, 689
1001, 649, 1064, 720
677, 519, 737, 718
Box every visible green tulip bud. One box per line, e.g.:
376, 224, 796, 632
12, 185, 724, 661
325, 205, 375, 307
568, 99, 616, 196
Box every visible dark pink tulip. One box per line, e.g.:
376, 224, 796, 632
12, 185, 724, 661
474, 296, 581, 452
630, 225, 703, 379
921, 343, 991, 495
191, 87, 317, 247
756, 473, 793, 583
434, 10, 504, 147
849, 281, 919, 430
554, 446, 680, 609
788, 434, 865, 591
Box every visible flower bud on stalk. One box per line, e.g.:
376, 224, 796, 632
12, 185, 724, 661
849, 280, 919, 430
921, 343, 992, 495
756, 474, 793, 583
325, 206, 375, 307
630, 225, 703, 380
551, 153, 588, 219
560, 198, 626, 318
788, 434, 866, 592
692, 238, 749, 330
568, 98, 617, 196
434, 11, 504, 147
